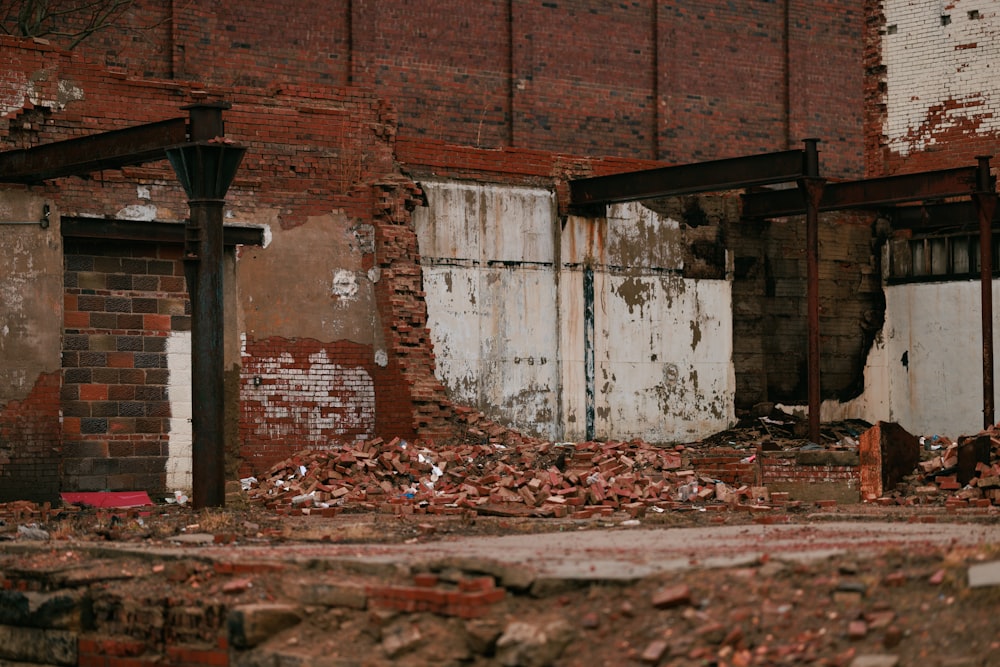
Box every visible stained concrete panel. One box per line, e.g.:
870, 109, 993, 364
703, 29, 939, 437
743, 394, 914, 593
0, 192, 62, 401
417, 182, 736, 443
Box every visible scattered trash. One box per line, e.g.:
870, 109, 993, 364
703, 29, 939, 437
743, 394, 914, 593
17, 524, 49, 540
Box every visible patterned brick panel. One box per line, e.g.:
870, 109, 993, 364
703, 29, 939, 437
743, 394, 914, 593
239, 338, 377, 476
61, 238, 189, 493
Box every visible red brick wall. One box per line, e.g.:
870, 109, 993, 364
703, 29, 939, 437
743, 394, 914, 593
60, 238, 188, 494
0, 373, 61, 502
1, 37, 454, 489
51, 0, 865, 177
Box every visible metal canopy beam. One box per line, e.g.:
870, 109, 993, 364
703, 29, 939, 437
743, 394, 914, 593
569, 149, 806, 206
889, 201, 1000, 232
0, 117, 187, 184
742, 167, 979, 218
61, 216, 264, 247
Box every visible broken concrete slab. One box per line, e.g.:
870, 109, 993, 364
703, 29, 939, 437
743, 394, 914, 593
227, 604, 302, 649
967, 560, 1000, 588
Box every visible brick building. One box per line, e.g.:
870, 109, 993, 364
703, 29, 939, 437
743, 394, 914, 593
0, 1, 997, 501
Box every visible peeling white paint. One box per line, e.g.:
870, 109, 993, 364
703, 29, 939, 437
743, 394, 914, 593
115, 204, 158, 221
415, 181, 735, 443
883, 0, 1000, 156
374, 349, 388, 367
241, 342, 376, 445
166, 332, 192, 491
137, 185, 151, 200
0, 71, 31, 117
836, 280, 1000, 439
332, 269, 359, 298
55, 79, 84, 109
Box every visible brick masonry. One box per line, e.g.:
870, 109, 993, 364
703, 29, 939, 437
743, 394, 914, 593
865, 0, 1000, 174
34, 0, 865, 178
61, 238, 189, 494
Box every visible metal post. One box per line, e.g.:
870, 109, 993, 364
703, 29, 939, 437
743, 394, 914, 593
166, 103, 245, 509
584, 264, 595, 441
187, 199, 226, 508
975, 156, 997, 428
799, 139, 825, 444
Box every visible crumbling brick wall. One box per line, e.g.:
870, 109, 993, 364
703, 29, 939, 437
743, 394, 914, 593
729, 210, 883, 409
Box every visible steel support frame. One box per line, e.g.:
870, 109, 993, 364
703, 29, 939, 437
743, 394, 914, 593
0, 104, 244, 508
568, 139, 998, 439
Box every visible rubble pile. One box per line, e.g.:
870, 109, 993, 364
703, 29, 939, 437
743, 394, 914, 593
243, 436, 776, 517
891, 426, 1000, 507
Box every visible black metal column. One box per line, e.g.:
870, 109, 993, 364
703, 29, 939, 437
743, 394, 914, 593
167, 103, 245, 509
186, 199, 226, 508
975, 156, 998, 428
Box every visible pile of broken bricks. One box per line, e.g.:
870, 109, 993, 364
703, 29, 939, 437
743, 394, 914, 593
890, 425, 1000, 508
243, 436, 797, 517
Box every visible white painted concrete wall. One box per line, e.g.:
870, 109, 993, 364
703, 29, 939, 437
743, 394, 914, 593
414, 181, 735, 443
883, 0, 1000, 156
166, 331, 192, 491
838, 280, 1000, 440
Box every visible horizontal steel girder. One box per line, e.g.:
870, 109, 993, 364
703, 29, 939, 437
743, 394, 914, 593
0, 117, 187, 184
742, 167, 980, 218
569, 149, 806, 206
890, 201, 1000, 232
61, 216, 264, 247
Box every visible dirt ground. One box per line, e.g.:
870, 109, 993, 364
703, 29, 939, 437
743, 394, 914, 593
2, 413, 1000, 666
2, 501, 1000, 667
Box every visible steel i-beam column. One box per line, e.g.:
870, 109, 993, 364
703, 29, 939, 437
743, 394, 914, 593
167, 103, 245, 509
975, 156, 998, 428
798, 139, 825, 445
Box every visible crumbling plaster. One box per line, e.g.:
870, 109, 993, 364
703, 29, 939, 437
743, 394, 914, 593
0, 192, 62, 401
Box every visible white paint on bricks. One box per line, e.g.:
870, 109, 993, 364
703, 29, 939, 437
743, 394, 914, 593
883, 0, 1000, 156
166, 332, 192, 491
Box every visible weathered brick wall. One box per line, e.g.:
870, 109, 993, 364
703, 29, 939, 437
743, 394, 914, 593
1, 37, 458, 488
45, 0, 865, 177
865, 0, 1000, 174
0, 373, 60, 502
61, 238, 188, 494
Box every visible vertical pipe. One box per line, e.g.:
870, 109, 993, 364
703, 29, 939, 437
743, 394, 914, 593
187, 199, 226, 509
799, 139, 824, 444
507, 0, 515, 147
584, 264, 595, 441
976, 156, 997, 428
652, 0, 659, 160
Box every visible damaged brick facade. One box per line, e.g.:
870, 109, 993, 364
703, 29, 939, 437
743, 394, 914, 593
865, 0, 1000, 174
0, 0, 895, 498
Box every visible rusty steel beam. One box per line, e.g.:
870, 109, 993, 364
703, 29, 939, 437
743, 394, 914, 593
569, 149, 806, 207
890, 200, 1000, 233
975, 157, 998, 428
61, 216, 264, 247
742, 166, 980, 218
0, 117, 187, 184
